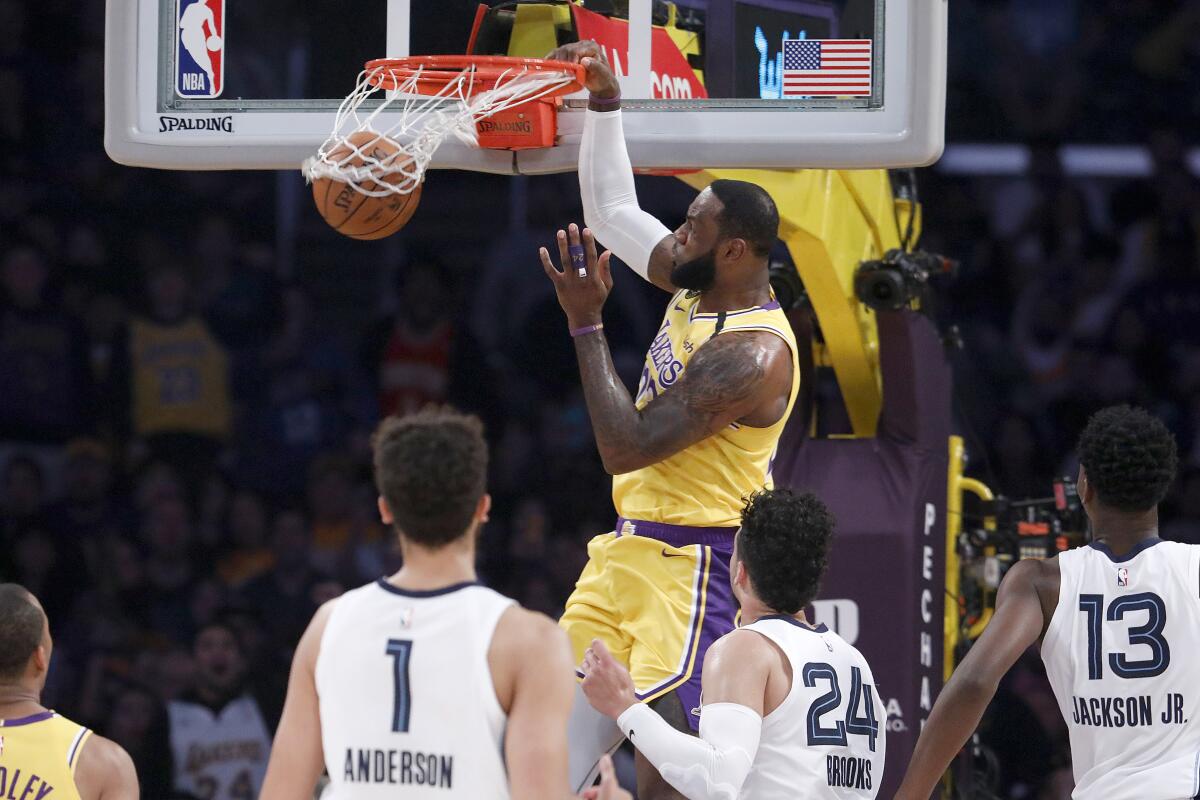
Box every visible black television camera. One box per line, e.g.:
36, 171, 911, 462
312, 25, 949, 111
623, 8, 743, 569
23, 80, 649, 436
853, 248, 959, 312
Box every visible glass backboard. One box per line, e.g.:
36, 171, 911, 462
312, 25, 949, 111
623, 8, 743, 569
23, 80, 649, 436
105, 0, 946, 172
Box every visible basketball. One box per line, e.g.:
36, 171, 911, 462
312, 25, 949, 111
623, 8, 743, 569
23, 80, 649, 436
206, 35, 222, 50
310, 131, 423, 241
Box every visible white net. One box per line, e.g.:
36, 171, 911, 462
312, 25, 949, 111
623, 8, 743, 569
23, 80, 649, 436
301, 61, 577, 197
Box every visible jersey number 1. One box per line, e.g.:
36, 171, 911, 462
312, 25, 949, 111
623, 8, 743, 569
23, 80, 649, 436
386, 639, 414, 732
1078, 592, 1170, 680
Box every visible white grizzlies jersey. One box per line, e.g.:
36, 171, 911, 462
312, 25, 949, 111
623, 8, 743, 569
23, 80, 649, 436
738, 616, 886, 798
1042, 539, 1200, 799
167, 694, 271, 800
315, 579, 516, 799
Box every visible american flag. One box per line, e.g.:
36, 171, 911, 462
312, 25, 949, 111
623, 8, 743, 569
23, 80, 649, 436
782, 39, 873, 97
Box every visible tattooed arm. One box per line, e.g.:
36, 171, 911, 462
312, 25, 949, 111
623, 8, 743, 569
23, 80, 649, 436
539, 223, 792, 475
573, 328, 792, 475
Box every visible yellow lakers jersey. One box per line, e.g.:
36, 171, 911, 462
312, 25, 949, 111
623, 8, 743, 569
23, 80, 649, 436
612, 291, 800, 528
131, 316, 232, 438
0, 710, 91, 800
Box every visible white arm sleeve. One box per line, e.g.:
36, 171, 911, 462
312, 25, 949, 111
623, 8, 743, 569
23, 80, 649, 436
579, 109, 673, 282
616, 702, 762, 800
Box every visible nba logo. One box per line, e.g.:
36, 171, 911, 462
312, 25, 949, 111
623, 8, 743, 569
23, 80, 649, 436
1117, 568, 1130, 587
175, 0, 224, 98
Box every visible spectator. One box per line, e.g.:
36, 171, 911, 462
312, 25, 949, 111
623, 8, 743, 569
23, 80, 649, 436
332, 479, 395, 586
0, 0, 34, 148
49, 438, 121, 536
238, 507, 335, 656
0, 453, 47, 544
0, 456, 62, 612
109, 263, 232, 491
151, 646, 198, 706
231, 284, 374, 498
167, 620, 273, 800
189, 578, 230, 632
216, 489, 274, 588
362, 256, 459, 417
0, 245, 95, 448
46, 437, 126, 583
106, 683, 174, 799
304, 453, 371, 577
9, 528, 75, 619
203, 234, 284, 351
218, 606, 285, 728
133, 459, 187, 515
1163, 468, 1200, 544
106, 536, 151, 627
196, 472, 231, 554
81, 291, 128, 390
141, 497, 199, 642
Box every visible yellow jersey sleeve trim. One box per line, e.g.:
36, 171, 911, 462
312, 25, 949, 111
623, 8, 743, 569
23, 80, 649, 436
714, 322, 796, 343
68, 726, 92, 774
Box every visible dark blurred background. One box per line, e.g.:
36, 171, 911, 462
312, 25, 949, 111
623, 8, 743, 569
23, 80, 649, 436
2, 0, 1199, 797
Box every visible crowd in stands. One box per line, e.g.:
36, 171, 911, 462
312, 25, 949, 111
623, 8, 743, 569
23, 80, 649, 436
1, 0, 1198, 797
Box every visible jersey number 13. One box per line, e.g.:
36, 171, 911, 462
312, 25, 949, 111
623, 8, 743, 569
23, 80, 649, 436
1078, 592, 1171, 680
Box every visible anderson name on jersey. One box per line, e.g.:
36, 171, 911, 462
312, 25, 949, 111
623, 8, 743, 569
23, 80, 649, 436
339, 749, 453, 789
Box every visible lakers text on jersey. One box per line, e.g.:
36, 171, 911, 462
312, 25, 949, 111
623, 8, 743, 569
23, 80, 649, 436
738, 616, 886, 798
315, 579, 515, 798
1041, 539, 1200, 799
167, 694, 271, 800
612, 290, 800, 528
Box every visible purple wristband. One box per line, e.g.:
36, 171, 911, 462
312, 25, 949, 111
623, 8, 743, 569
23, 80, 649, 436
570, 322, 604, 338
588, 92, 622, 106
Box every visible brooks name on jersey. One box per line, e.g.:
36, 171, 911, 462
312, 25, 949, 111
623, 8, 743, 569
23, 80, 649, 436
826, 755, 874, 791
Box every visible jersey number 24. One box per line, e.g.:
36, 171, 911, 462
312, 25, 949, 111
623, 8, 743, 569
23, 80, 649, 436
804, 663, 879, 752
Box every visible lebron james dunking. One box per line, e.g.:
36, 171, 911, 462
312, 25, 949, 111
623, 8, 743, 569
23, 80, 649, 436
541, 43, 799, 800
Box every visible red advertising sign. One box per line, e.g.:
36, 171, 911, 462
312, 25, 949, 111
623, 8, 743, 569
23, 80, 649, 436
570, 6, 708, 100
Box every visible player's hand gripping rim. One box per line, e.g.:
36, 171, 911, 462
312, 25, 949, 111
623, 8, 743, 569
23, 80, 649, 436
545, 40, 620, 100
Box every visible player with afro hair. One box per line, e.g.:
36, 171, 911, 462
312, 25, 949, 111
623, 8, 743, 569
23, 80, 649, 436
1077, 404, 1178, 513
896, 405, 1185, 800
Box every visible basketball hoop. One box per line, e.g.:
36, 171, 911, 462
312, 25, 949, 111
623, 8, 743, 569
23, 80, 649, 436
302, 56, 585, 198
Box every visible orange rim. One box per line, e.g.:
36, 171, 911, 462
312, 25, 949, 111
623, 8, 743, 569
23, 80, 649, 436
364, 55, 585, 96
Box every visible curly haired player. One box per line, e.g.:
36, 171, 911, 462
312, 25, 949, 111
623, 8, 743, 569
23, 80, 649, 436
262, 408, 617, 800
580, 489, 885, 799
896, 405, 1195, 800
